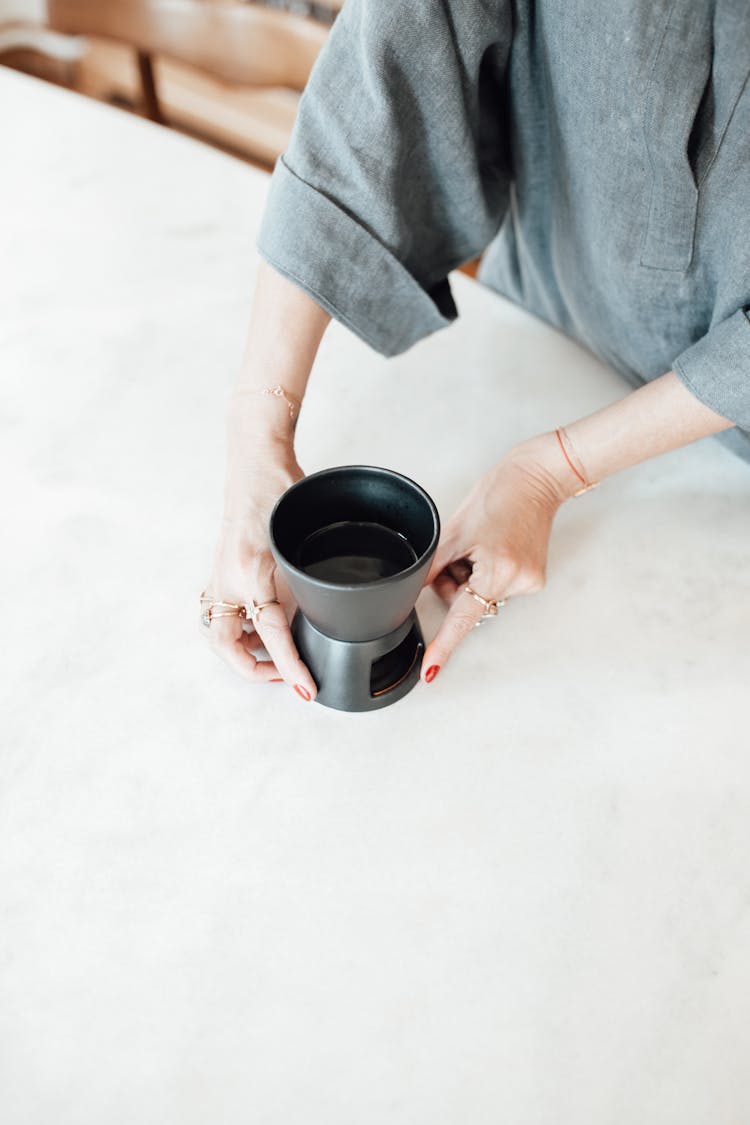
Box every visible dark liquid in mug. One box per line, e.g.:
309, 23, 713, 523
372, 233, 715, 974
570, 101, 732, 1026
297, 521, 417, 584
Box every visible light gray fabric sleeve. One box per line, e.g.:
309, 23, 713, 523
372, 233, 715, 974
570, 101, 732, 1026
672, 306, 750, 430
255, 0, 512, 357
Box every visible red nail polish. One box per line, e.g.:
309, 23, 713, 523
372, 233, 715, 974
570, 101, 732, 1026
270, 678, 284, 683
294, 684, 312, 701
425, 665, 441, 684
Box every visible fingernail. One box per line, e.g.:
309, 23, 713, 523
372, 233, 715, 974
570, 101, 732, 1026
294, 683, 312, 702
424, 665, 441, 684
270, 678, 284, 683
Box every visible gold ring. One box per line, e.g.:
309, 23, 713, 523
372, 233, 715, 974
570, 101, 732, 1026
464, 584, 506, 627
200, 589, 247, 628
244, 598, 281, 624
200, 590, 282, 629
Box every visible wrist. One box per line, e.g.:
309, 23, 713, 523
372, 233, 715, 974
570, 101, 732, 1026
227, 386, 299, 451
509, 432, 584, 504
223, 400, 302, 520
221, 449, 301, 521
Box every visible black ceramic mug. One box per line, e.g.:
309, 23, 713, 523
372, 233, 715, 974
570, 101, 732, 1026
269, 465, 440, 711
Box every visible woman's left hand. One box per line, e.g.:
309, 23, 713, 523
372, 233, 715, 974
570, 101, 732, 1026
420, 434, 574, 683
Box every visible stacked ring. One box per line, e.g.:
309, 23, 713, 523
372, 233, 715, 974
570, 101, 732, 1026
199, 590, 280, 629
464, 584, 507, 627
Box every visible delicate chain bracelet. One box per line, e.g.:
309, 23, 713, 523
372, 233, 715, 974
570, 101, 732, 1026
554, 426, 600, 496
261, 383, 301, 422
234, 383, 302, 423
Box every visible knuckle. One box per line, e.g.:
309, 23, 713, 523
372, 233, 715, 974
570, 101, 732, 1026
255, 624, 300, 669
244, 563, 275, 593
213, 547, 275, 598
447, 611, 478, 639
490, 553, 519, 587
257, 613, 281, 634
517, 567, 546, 594
256, 616, 288, 644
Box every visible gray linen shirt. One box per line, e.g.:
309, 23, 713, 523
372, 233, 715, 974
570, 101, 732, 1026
256, 0, 750, 462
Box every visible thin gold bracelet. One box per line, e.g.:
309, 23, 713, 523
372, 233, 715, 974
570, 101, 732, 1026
261, 383, 301, 421
555, 426, 600, 496
233, 383, 302, 423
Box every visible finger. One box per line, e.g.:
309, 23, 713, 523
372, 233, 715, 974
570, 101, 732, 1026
420, 584, 487, 682
237, 631, 283, 681
431, 560, 467, 602
432, 567, 475, 608
432, 570, 459, 605
240, 627, 265, 649
252, 602, 318, 701
421, 556, 504, 683
209, 617, 279, 685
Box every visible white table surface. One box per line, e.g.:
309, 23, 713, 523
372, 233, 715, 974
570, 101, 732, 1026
2, 68, 750, 1125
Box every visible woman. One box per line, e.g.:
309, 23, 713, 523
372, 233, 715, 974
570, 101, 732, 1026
202, 0, 749, 702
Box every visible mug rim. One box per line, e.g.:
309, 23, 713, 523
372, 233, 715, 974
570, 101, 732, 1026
268, 464, 441, 592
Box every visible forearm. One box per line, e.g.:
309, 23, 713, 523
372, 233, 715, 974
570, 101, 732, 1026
532, 371, 735, 500
223, 258, 331, 513
235, 258, 331, 404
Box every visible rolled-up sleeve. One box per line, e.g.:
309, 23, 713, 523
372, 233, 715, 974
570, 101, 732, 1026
255, 0, 512, 357
672, 306, 750, 430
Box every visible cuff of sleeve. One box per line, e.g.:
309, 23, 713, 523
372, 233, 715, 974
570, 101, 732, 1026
672, 307, 750, 430
255, 154, 458, 358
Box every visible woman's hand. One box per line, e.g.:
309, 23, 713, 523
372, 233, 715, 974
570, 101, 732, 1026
419, 371, 736, 685
420, 434, 574, 683
202, 416, 318, 702
201, 258, 332, 701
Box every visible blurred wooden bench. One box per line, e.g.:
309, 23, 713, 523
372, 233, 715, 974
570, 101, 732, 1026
42, 0, 328, 165
2, 0, 479, 274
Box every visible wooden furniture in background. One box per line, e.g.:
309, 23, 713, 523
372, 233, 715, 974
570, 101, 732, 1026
47, 0, 328, 124
1, 0, 479, 272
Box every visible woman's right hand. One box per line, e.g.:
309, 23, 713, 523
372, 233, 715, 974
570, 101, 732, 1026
204, 257, 333, 701
203, 432, 318, 703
